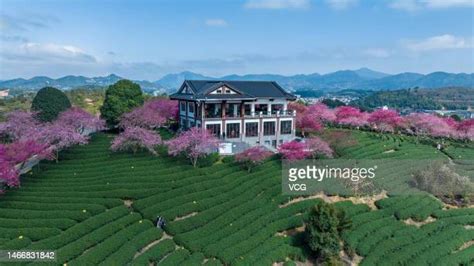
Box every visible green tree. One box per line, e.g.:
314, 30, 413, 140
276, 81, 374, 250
31, 87, 71, 122
305, 202, 352, 263
100, 80, 144, 127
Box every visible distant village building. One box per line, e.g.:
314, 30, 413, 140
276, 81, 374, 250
170, 80, 297, 153
0, 89, 9, 99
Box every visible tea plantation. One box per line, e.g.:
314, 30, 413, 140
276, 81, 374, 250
0, 131, 473, 265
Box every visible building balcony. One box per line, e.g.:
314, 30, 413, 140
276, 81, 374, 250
204, 110, 296, 120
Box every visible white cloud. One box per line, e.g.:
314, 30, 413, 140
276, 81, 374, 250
1, 42, 96, 63
244, 0, 310, 9
423, 0, 474, 8
205, 19, 228, 27
364, 48, 391, 58
403, 34, 472, 51
390, 0, 473, 11
389, 0, 420, 11
325, 0, 358, 10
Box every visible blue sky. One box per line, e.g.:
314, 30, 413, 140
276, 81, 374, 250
0, 0, 473, 80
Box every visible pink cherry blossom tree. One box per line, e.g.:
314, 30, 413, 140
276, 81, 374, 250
0, 111, 41, 141
33, 123, 88, 162
298, 112, 323, 137
278, 141, 311, 161
335, 106, 368, 127
0, 161, 18, 192
0, 140, 52, 191
289, 102, 324, 137
57, 107, 106, 134
119, 99, 178, 130
305, 137, 333, 159
367, 109, 402, 133
111, 126, 162, 155
308, 103, 337, 123
457, 119, 474, 140
403, 113, 455, 138
166, 127, 219, 167
235, 146, 273, 172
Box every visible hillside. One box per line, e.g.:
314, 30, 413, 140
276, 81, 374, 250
1, 130, 473, 265
353, 87, 474, 110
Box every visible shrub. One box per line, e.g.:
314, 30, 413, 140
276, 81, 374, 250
221, 155, 235, 164
304, 202, 351, 263
31, 87, 71, 122
100, 80, 144, 127
410, 162, 474, 206
196, 152, 220, 168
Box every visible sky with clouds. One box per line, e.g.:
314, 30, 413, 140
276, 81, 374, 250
0, 0, 473, 80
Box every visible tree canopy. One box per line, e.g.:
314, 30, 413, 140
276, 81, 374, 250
305, 202, 351, 263
31, 87, 71, 122
100, 80, 144, 127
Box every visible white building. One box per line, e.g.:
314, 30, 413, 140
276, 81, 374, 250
170, 80, 297, 153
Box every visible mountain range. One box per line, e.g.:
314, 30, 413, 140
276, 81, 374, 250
1, 68, 472, 94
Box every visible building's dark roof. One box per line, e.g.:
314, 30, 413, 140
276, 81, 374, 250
170, 80, 296, 101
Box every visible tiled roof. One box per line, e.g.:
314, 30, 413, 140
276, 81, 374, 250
170, 80, 296, 101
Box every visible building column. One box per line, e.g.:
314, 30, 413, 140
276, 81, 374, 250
251, 103, 255, 116
267, 103, 271, 115
221, 101, 226, 139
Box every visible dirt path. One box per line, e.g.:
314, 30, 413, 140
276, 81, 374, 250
133, 232, 173, 259
280, 191, 388, 210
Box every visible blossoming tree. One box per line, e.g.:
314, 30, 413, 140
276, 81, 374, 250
56, 107, 106, 134
367, 109, 402, 133
335, 106, 368, 127
278, 141, 311, 161
305, 137, 333, 159
111, 126, 162, 155
235, 146, 272, 172
166, 127, 219, 167
119, 99, 178, 130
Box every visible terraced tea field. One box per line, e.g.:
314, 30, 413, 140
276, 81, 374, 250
0, 131, 473, 265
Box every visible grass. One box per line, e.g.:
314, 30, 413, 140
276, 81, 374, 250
0, 130, 472, 265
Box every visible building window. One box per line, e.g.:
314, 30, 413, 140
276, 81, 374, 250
206, 124, 220, 137
216, 89, 222, 93
225, 103, 241, 118
271, 104, 283, 114
272, 140, 277, 148
181, 118, 187, 129
280, 121, 292, 134
245, 122, 258, 137
180, 102, 186, 112
226, 123, 240, 138
255, 104, 268, 115
244, 104, 252, 116
188, 102, 195, 113
263, 121, 275, 136
205, 103, 222, 118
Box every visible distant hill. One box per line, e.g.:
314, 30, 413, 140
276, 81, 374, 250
0, 74, 163, 93
1, 68, 472, 93
352, 87, 474, 111
152, 69, 472, 92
